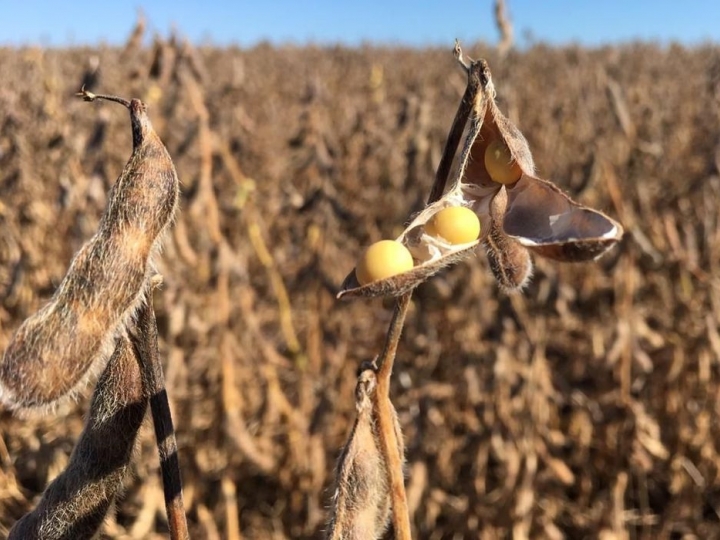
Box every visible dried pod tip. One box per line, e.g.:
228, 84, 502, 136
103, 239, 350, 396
425, 206, 480, 245
355, 240, 414, 286
454, 39, 471, 71
355, 366, 377, 410
76, 85, 132, 108
77, 87, 151, 148
485, 139, 522, 185
476, 58, 494, 94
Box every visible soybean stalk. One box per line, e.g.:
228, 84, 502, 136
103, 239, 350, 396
370, 43, 481, 539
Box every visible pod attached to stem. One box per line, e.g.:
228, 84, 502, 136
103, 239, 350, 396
338, 46, 623, 300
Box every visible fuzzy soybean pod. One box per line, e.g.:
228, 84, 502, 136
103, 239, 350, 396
0, 91, 179, 410
326, 365, 404, 540
8, 331, 147, 540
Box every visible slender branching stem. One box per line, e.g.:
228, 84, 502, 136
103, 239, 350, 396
363, 48, 484, 538
372, 292, 412, 540
131, 289, 189, 540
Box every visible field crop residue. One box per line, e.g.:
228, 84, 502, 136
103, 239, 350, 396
1, 39, 720, 538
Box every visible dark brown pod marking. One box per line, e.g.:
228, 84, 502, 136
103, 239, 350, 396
0, 90, 179, 410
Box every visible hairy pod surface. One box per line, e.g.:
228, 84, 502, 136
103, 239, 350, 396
338, 49, 623, 300
326, 367, 403, 540
8, 332, 147, 540
482, 188, 533, 293
484, 221, 533, 293
0, 96, 179, 409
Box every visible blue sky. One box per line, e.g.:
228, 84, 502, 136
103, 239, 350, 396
1, 1, 718, 48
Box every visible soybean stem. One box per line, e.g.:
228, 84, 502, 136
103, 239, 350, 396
373, 292, 413, 540
367, 43, 484, 540
132, 294, 190, 540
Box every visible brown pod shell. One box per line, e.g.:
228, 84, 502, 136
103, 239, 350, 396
484, 220, 533, 293
0, 94, 179, 410
338, 243, 477, 300
456, 58, 623, 265
326, 365, 403, 540
458, 63, 535, 189
503, 174, 624, 262
337, 58, 491, 301
8, 331, 147, 539
483, 187, 533, 292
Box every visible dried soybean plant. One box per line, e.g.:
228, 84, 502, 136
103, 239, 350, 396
0, 89, 189, 539
327, 42, 623, 539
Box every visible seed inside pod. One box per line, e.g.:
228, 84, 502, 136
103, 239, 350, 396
425, 206, 481, 245
484, 139, 522, 185
355, 240, 414, 286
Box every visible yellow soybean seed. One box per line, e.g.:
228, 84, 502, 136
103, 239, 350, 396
484, 139, 522, 184
356, 240, 414, 286
425, 206, 481, 244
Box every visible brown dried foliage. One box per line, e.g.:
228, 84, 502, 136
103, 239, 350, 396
0, 33, 719, 539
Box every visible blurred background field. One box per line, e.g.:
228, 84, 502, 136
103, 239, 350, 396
1, 6, 720, 539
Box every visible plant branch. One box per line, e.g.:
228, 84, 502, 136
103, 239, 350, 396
372, 292, 412, 540
131, 284, 189, 540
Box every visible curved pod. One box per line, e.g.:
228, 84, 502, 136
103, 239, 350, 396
0, 95, 179, 409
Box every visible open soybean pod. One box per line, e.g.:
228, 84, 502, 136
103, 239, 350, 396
337, 192, 483, 299
502, 176, 623, 262
456, 59, 623, 264
338, 47, 623, 300
337, 57, 488, 300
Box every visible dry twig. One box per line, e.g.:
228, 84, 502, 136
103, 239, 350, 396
494, 0, 514, 57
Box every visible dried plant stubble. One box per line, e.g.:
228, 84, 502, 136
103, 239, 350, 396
0, 94, 179, 410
